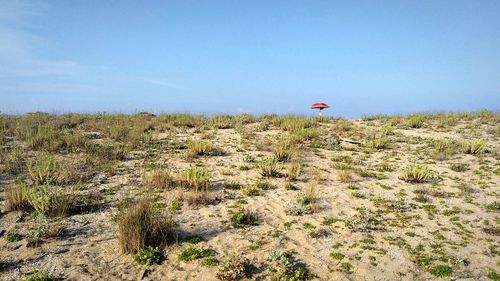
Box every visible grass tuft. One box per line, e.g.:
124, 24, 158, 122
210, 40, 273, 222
118, 200, 177, 254
400, 164, 431, 183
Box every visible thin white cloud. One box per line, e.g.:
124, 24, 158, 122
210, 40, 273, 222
0, 0, 180, 96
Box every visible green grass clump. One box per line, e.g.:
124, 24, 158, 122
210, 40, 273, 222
399, 164, 431, 183
216, 254, 254, 280
449, 163, 469, 172
365, 133, 389, 149
178, 246, 216, 262
202, 257, 219, 266
5, 229, 22, 243
27, 183, 76, 218
339, 262, 354, 273
223, 181, 243, 190
184, 235, 203, 244
177, 166, 210, 192
23, 269, 57, 281
486, 202, 500, 213
258, 157, 280, 177
241, 186, 264, 196
230, 208, 258, 228
433, 138, 455, 153
487, 268, 499, 280
329, 252, 345, 260
210, 114, 234, 129
461, 140, 485, 154
407, 115, 424, 128
428, 265, 452, 277
187, 139, 216, 157
273, 139, 295, 162
268, 250, 313, 281
133, 246, 163, 266
27, 155, 60, 185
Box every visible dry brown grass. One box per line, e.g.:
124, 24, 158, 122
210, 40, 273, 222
118, 200, 177, 254
144, 170, 176, 189
5, 183, 31, 212
337, 170, 353, 183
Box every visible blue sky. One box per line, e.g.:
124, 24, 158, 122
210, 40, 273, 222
0, 0, 499, 117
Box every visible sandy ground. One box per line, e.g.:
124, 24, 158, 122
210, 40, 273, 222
1, 116, 499, 280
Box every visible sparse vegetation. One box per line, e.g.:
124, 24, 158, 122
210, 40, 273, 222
133, 246, 163, 266
178, 246, 216, 262
0, 112, 498, 280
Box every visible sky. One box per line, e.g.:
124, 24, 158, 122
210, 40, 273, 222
0, 0, 499, 117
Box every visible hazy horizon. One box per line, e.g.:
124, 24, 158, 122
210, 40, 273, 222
1, 0, 499, 117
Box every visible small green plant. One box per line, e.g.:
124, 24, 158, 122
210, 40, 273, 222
345, 209, 383, 232
170, 199, 182, 211
428, 265, 452, 277
486, 202, 500, 213
177, 166, 210, 192
268, 250, 313, 280
284, 182, 297, 190
241, 186, 264, 196
329, 252, 345, 260
254, 180, 272, 190
322, 217, 340, 225
185, 235, 203, 244
203, 257, 219, 266
178, 246, 216, 262
400, 164, 431, 183
258, 157, 280, 177
487, 268, 499, 280
23, 269, 56, 281
223, 181, 243, 190
449, 163, 469, 172
5, 229, 22, 243
216, 254, 254, 280
339, 262, 354, 273
230, 208, 258, 228
133, 246, 163, 266
242, 153, 255, 163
